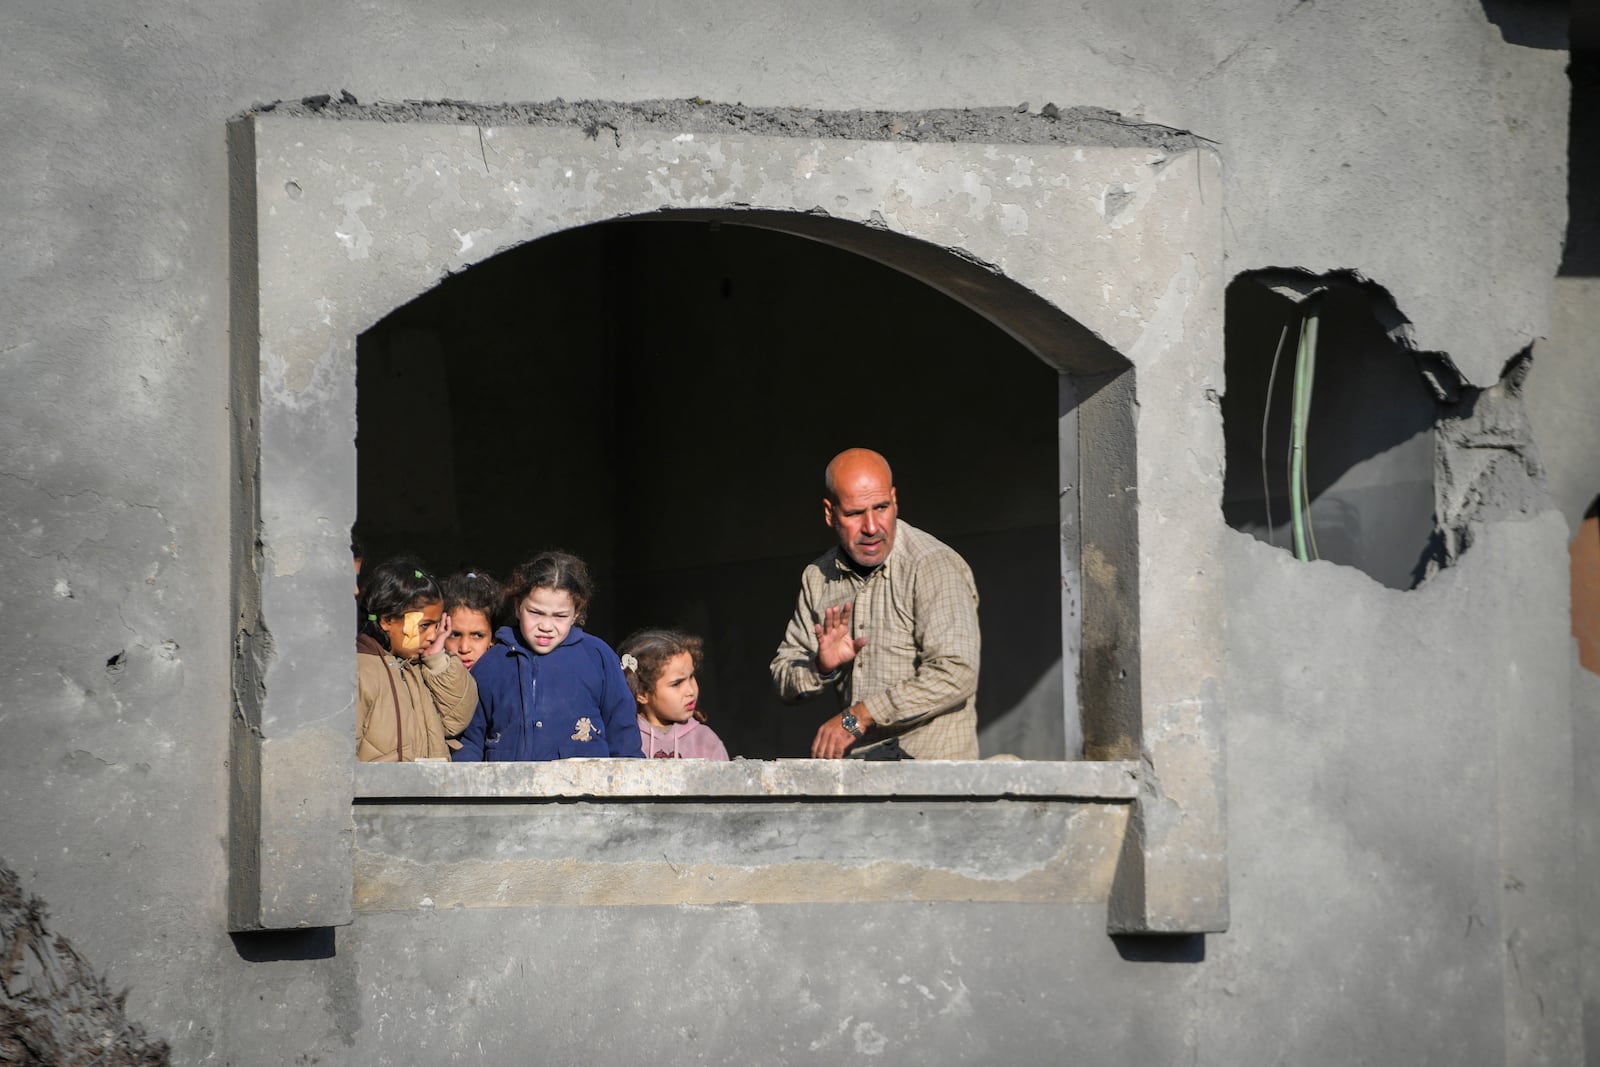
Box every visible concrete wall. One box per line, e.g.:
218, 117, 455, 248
0, 1, 1584, 1064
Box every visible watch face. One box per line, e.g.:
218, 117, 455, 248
842, 713, 860, 736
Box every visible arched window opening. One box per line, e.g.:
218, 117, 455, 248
356, 219, 1067, 759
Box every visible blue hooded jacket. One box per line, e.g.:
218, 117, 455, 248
452, 623, 643, 761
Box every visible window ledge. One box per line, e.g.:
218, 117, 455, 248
353, 758, 1140, 801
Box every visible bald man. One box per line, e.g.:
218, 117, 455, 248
769, 448, 981, 759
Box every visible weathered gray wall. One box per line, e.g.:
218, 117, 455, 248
0, 1, 1583, 1064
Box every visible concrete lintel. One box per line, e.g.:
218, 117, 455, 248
353, 758, 1141, 800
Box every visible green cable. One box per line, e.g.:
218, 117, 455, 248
1288, 307, 1320, 562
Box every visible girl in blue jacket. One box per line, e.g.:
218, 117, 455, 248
452, 550, 642, 761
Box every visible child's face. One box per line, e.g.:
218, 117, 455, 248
444, 607, 494, 669
517, 587, 576, 654
379, 601, 443, 661
637, 651, 699, 729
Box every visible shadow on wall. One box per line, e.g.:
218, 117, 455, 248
1112, 933, 1206, 963
356, 219, 1067, 760
1220, 274, 1444, 590
1573, 496, 1600, 675
230, 927, 336, 962
1565, 50, 1600, 276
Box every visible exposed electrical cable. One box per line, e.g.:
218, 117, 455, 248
1288, 307, 1320, 562
1261, 322, 1291, 547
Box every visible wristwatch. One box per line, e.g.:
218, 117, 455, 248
840, 711, 863, 738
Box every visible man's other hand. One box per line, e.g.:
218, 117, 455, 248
811, 704, 874, 759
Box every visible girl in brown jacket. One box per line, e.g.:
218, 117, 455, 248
356, 557, 478, 762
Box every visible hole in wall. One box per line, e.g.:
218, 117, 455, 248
354, 218, 1067, 760
1220, 272, 1445, 590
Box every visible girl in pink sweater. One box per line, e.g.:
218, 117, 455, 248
618, 629, 730, 760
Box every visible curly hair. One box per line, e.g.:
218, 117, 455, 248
617, 629, 707, 723
505, 550, 593, 624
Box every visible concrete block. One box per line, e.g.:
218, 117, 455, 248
353, 798, 1131, 909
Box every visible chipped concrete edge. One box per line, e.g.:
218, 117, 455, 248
353, 758, 1142, 800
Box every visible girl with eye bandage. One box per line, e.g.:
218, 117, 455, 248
355, 556, 478, 762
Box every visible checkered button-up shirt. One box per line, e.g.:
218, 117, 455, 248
770, 520, 980, 759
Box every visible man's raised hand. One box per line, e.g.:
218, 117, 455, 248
814, 602, 867, 675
